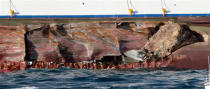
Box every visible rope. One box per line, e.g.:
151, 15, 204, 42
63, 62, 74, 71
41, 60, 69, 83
161, 0, 169, 10
9, 0, 19, 12
163, 0, 169, 10
126, 0, 136, 10
9, 0, 11, 10
126, 0, 130, 9
129, 0, 136, 11
161, 0, 163, 9
126, 0, 135, 15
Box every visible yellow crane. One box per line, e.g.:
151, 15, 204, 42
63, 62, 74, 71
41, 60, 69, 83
161, 0, 167, 17
127, 0, 134, 16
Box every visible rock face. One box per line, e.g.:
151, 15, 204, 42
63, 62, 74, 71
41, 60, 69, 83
141, 22, 204, 60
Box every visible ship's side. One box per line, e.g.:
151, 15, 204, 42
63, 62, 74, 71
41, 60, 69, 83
0, 0, 210, 18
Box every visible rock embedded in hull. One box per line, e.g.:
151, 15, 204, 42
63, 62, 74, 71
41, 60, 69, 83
141, 22, 204, 60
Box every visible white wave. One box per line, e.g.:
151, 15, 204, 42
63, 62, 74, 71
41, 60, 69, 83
13, 86, 38, 89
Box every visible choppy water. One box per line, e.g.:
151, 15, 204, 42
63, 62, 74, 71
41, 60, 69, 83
0, 68, 207, 89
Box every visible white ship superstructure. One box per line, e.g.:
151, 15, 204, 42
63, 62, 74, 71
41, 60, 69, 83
0, 0, 210, 18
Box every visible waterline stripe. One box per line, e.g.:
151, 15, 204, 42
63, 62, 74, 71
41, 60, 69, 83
0, 14, 210, 18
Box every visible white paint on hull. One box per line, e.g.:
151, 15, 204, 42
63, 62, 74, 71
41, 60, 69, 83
0, 0, 210, 17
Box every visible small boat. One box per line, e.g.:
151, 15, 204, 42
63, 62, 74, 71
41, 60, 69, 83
205, 56, 210, 89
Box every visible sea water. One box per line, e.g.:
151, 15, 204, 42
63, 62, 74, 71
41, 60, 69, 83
0, 68, 207, 89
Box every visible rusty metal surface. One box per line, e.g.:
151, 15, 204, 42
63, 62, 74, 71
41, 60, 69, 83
178, 17, 210, 27
0, 21, 208, 73
0, 26, 26, 73
0, 26, 25, 62
25, 22, 147, 63
169, 42, 210, 69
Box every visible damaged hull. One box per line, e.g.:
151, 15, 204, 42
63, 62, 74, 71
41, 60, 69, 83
0, 21, 209, 73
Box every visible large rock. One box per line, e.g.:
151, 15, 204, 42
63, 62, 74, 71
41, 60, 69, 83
142, 22, 204, 60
